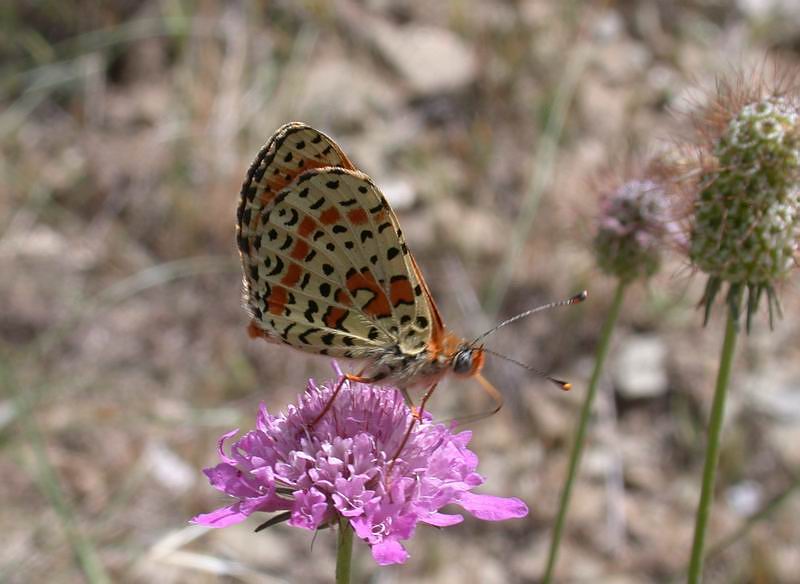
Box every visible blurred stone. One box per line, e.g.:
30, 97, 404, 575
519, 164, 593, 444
143, 442, 195, 494
379, 177, 417, 210
297, 56, 402, 123
612, 335, 668, 399
766, 425, 800, 466
591, 9, 625, 42
743, 372, 800, 421
737, 0, 800, 20
369, 23, 477, 95
591, 41, 651, 84
725, 480, 763, 517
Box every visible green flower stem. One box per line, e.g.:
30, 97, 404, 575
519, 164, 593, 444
687, 312, 739, 583
542, 279, 627, 583
336, 515, 354, 584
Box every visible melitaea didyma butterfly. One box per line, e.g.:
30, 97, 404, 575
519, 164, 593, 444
236, 122, 585, 427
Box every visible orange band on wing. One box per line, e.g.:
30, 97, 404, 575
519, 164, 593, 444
320, 206, 341, 225
267, 285, 288, 315
389, 276, 414, 307
290, 239, 310, 260
298, 215, 317, 237
347, 208, 368, 225
323, 306, 349, 330
281, 263, 303, 287
346, 269, 392, 318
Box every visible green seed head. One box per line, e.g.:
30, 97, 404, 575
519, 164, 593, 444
689, 95, 800, 328
593, 179, 666, 282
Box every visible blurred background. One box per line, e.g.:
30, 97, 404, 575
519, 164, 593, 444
2, 1, 800, 582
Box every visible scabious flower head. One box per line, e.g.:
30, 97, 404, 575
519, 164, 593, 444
592, 164, 672, 282
193, 366, 528, 566
681, 67, 800, 329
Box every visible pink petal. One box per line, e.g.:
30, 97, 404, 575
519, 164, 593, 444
216, 429, 240, 465
371, 539, 409, 565
457, 492, 529, 521
191, 505, 248, 528
420, 512, 463, 527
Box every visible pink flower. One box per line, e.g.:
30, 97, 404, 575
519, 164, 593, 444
193, 366, 528, 565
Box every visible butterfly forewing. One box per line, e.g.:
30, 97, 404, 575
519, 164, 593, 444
238, 124, 435, 360
237, 123, 355, 264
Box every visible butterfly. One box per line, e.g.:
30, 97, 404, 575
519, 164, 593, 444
236, 122, 585, 432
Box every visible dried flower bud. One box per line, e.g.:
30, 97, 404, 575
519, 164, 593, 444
593, 176, 669, 282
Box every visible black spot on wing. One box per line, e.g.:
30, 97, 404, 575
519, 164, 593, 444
304, 300, 319, 323
279, 234, 293, 250
298, 327, 318, 344
280, 322, 296, 341
267, 256, 284, 276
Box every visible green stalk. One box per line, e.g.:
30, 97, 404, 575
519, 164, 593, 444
335, 515, 354, 584
687, 312, 739, 583
542, 279, 627, 583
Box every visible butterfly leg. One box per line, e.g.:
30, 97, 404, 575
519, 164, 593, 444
389, 382, 440, 466
309, 368, 384, 428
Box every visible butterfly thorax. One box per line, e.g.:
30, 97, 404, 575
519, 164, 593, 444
368, 332, 485, 388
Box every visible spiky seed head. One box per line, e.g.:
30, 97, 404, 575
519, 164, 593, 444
687, 86, 800, 329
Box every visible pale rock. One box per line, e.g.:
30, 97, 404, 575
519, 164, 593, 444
296, 56, 402, 123
737, 0, 800, 20
743, 370, 800, 421
379, 177, 417, 210
370, 23, 477, 95
591, 9, 625, 42
613, 334, 669, 399
725, 480, 764, 517
143, 442, 195, 494
767, 424, 800, 466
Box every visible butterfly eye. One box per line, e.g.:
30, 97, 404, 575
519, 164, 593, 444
452, 350, 474, 375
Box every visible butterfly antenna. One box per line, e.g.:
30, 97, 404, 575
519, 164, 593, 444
471, 290, 588, 346
482, 348, 572, 391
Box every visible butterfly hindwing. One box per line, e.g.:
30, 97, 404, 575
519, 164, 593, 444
241, 165, 436, 357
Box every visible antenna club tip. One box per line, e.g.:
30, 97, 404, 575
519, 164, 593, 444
572, 290, 588, 303
562, 382, 572, 391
